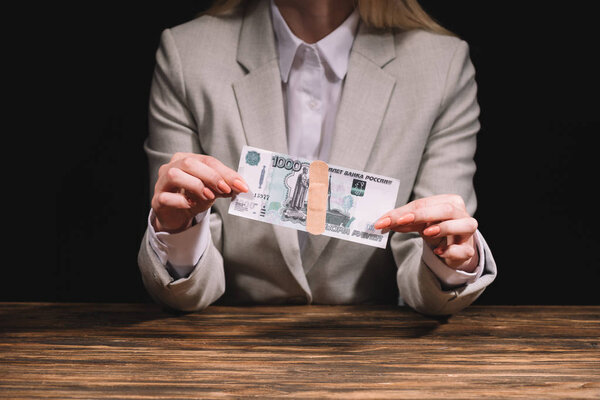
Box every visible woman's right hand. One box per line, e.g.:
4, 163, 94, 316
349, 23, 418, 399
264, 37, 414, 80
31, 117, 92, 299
151, 152, 249, 233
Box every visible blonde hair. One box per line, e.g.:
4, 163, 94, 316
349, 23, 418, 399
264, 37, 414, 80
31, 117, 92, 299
204, 0, 453, 36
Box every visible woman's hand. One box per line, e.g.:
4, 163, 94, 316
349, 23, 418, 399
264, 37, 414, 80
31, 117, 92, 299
374, 194, 478, 271
151, 152, 248, 233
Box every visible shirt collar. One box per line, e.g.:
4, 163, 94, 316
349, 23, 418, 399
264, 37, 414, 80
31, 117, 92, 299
270, 0, 359, 83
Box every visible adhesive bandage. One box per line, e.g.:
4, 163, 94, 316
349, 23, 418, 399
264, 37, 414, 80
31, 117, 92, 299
306, 160, 329, 235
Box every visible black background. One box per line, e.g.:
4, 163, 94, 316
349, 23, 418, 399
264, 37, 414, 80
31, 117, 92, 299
31, 1, 600, 304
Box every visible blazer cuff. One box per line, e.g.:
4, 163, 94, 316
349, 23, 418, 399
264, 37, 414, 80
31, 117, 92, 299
422, 230, 485, 288
147, 208, 211, 278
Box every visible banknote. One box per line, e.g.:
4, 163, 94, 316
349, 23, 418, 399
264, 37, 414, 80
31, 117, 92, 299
228, 146, 400, 248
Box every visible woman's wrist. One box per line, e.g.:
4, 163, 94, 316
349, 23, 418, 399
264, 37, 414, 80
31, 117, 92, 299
152, 212, 194, 234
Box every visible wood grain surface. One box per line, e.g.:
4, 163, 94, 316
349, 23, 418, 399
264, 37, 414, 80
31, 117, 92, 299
0, 303, 598, 399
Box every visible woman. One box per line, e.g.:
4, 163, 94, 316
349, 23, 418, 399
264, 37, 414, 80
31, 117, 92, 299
138, 0, 497, 315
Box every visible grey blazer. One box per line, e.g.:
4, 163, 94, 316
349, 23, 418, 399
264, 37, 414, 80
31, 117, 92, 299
137, 0, 497, 315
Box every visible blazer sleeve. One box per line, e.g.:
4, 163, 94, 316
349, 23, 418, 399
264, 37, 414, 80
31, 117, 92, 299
137, 29, 226, 312
393, 39, 497, 316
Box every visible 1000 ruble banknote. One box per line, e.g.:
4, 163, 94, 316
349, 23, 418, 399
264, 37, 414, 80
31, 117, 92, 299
228, 146, 400, 248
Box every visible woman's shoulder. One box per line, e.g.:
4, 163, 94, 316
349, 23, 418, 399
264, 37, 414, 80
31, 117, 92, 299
166, 11, 244, 54
155, 12, 245, 72
394, 29, 468, 61
383, 28, 473, 80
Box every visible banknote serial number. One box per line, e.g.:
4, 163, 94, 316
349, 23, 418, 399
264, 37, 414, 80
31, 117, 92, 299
254, 193, 270, 200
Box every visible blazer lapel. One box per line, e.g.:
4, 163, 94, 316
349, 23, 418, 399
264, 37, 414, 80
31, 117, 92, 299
232, 0, 310, 299
328, 23, 397, 170
233, 0, 288, 155
303, 23, 397, 274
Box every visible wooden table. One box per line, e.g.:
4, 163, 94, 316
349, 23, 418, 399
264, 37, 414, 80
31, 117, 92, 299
1, 303, 598, 399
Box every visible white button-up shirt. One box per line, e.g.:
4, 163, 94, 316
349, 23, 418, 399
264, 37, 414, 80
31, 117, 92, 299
271, 1, 359, 162
147, 0, 484, 287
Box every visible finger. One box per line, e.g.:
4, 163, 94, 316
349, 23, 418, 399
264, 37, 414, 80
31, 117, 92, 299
389, 222, 428, 234
170, 152, 192, 162
168, 153, 248, 194
376, 205, 415, 227
201, 156, 249, 193
164, 167, 214, 201
175, 157, 236, 196
383, 203, 467, 231
422, 217, 478, 238
409, 203, 469, 226
384, 203, 461, 231
434, 242, 476, 264
374, 217, 392, 230
375, 194, 467, 229
153, 191, 192, 211
374, 213, 414, 230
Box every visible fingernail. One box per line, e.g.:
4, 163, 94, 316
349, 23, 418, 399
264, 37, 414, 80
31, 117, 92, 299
396, 213, 415, 225
233, 178, 249, 192
434, 247, 443, 255
374, 217, 391, 230
423, 226, 440, 236
217, 180, 231, 194
203, 187, 215, 200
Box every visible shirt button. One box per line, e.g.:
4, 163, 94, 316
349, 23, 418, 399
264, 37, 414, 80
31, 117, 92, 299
309, 99, 318, 110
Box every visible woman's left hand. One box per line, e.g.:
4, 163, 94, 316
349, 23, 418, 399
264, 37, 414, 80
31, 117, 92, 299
374, 194, 478, 271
